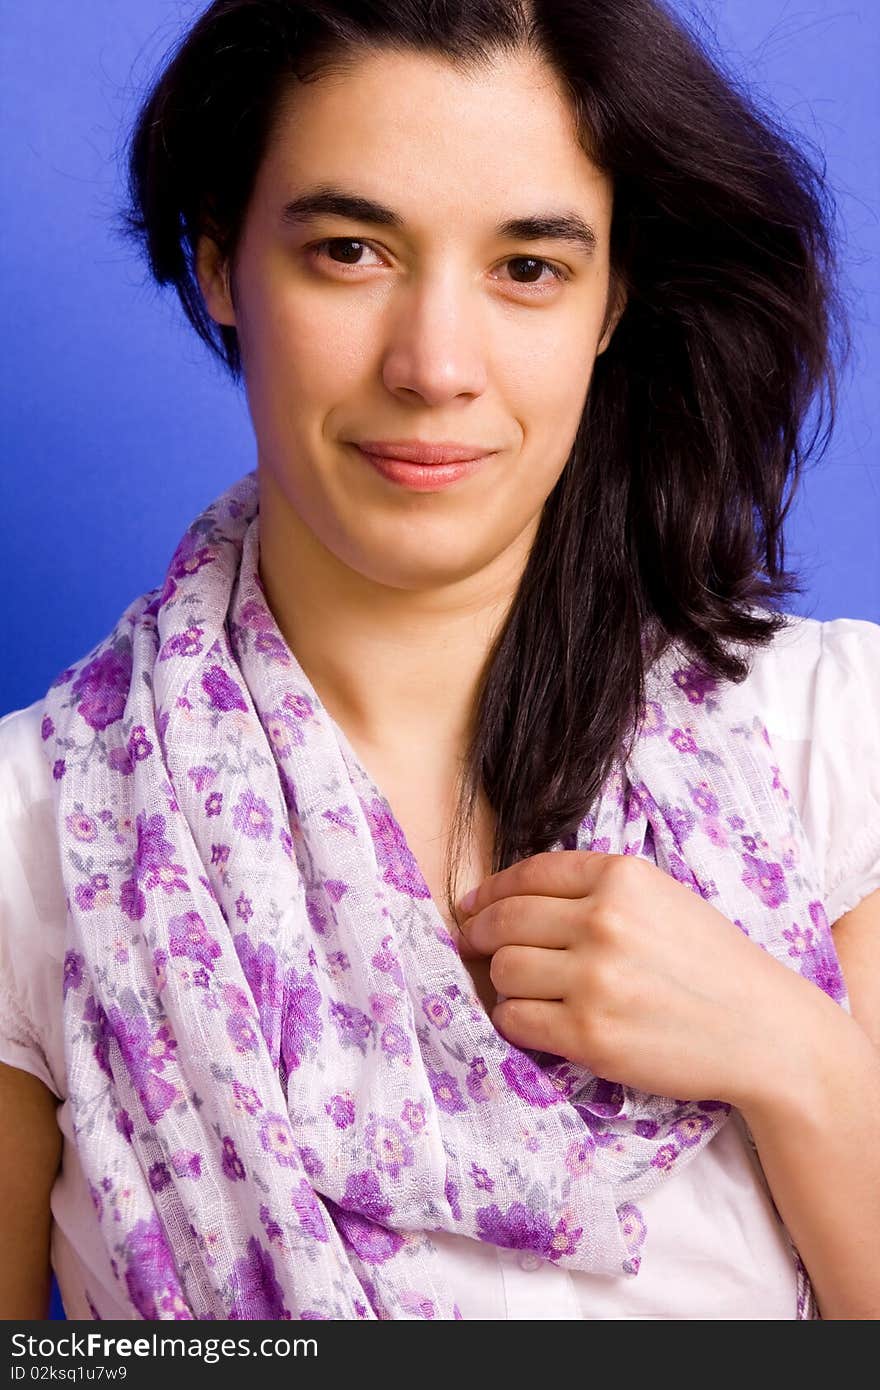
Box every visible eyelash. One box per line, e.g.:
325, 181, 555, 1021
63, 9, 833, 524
305, 237, 569, 293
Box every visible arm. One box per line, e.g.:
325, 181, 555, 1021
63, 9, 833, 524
0, 1061, 63, 1319
741, 885, 880, 1320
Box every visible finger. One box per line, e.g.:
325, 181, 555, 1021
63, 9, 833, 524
491, 997, 574, 1059
488, 943, 574, 1001
462, 892, 583, 955
457, 848, 610, 922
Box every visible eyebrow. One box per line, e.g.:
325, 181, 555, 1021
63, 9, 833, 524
280, 185, 598, 256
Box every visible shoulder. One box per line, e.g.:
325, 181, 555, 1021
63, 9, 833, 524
741, 611, 880, 745
739, 611, 880, 925
0, 699, 66, 1098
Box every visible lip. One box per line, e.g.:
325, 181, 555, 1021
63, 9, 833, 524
354, 439, 497, 465
352, 445, 492, 492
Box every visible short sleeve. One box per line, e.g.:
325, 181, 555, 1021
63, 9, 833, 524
0, 701, 66, 1098
810, 618, 880, 923
736, 613, 880, 927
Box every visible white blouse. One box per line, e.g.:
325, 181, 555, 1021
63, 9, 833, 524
2, 612, 879, 1320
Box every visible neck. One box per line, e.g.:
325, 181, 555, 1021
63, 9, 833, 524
256, 465, 533, 769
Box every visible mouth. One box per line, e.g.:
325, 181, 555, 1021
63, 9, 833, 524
350, 444, 496, 492
350, 444, 494, 494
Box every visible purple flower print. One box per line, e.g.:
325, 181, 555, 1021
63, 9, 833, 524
201, 665, 248, 712
400, 1291, 436, 1319
170, 1149, 202, 1179
258, 1113, 299, 1168
365, 1117, 413, 1180
672, 1114, 713, 1148
292, 1179, 329, 1243
234, 934, 283, 1015
618, 1203, 647, 1254
547, 1216, 583, 1262
188, 765, 216, 794
669, 726, 699, 755
72, 647, 131, 731
371, 935, 405, 988
663, 803, 696, 845
239, 598, 273, 631
74, 882, 97, 912
741, 853, 789, 909
360, 796, 430, 899
106, 1007, 178, 1121
300, 1146, 323, 1178
280, 968, 323, 1072
651, 1143, 679, 1171
282, 691, 314, 721
341, 1169, 393, 1223
564, 1138, 595, 1179
133, 811, 180, 879
254, 631, 290, 663
63, 951, 84, 997
171, 542, 215, 582
120, 876, 146, 922
124, 1216, 185, 1320
115, 1108, 134, 1142
326, 1094, 355, 1129
108, 745, 134, 776
169, 911, 222, 971
232, 788, 274, 841
379, 1023, 411, 1062
329, 1000, 374, 1054
52, 758, 66, 781
428, 1069, 467, 1115
221, 1136, 246, 1182
445, 1176, 462, 1221
803, 938, 847, 1004
235, 892, 253, 923
634, 1118, 660, 1139
226, 1011, 259, 1053
466, 1055, 493, 1103
232, 1080, 262, 1115
260, 1203, 284, 1246
469, 1163, 495, 1193
41, 715, 54, 740
229, 1238, 291, 1320
159, 626, 205, 661
205, 791, 223, 817
66, 811, 97, 842
476, 1202, 554, 1256
499, 1053, 562, 1109
671, 664, 718, 705
127, 725, 153, 762
149, 1162, 171, 1193
690, 781, 720, 817
401, 1099, 426, 1132
422, 994, 453, 1029
329, 1204, 404, 1266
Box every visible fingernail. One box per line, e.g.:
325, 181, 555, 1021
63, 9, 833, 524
459, 887, 477, 914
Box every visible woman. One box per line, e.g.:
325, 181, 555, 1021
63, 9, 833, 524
1, 0, 879, 1321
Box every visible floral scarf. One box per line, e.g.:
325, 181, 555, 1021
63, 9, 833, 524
42, 472, 846, 1320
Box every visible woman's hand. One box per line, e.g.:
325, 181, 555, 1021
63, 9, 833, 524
457, 849, 832, 1110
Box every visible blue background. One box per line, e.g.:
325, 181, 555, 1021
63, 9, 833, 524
0, 0, 877, 1321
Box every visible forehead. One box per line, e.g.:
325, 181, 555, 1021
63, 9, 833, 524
254, 46, 611, 228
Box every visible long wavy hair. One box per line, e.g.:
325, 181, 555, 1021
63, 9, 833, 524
120, 0, 851, 921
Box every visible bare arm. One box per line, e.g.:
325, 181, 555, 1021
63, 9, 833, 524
741, 885, 880, 1320
0, 1062, 62, 1319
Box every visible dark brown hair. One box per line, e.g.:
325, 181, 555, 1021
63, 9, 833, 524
121, 0, 851, 919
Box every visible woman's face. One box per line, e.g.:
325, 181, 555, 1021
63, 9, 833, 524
198, 45, 622, 593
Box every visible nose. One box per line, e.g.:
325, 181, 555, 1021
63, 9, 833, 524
379, 267, 489, 406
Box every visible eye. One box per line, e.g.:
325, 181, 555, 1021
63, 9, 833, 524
306, 238, 568, 294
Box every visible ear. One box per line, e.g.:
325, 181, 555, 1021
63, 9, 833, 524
195, 234, 237, 327
596, 277, 628, 356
